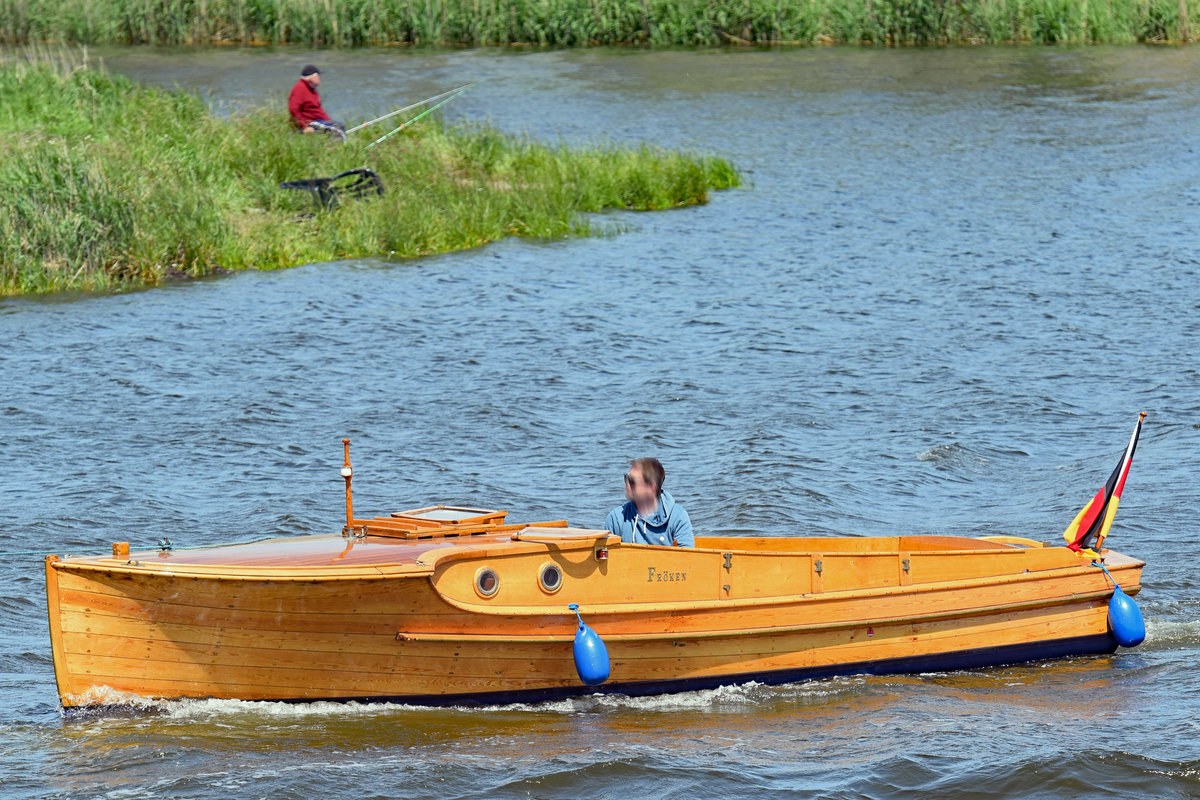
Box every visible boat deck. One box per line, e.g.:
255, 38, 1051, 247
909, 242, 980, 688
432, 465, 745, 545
60, 524, 1074, 571
130, 533, 489, 567
54, 503, 1144, 584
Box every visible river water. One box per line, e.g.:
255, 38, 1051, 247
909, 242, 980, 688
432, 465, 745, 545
2, 45, 1200, 799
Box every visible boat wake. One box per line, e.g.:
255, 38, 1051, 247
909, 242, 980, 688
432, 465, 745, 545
1145, 616, 1200, 647
61, 678, 868, 720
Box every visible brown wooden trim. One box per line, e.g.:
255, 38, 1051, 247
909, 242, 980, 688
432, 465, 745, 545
394, 590, 1113, 642
44, 556, 71, 703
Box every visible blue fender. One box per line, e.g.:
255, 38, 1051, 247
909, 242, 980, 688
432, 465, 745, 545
568, 603, 610, 685
1108, 585, 1146, 648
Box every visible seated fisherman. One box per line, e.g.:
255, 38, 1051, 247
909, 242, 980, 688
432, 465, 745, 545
605, 457, 694, 547
288, 65, 346, 139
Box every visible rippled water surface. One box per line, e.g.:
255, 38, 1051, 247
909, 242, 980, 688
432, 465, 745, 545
2, 45, 1200, 799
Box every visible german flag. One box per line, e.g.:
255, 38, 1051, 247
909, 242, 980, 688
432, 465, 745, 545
1063, 412, 1146, 556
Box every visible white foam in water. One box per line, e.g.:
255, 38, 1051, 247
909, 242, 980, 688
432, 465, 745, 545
61, 685, 168, 713
160, 697, 426, 720
60, 687, 421, 720
449, 677, 868, 714
1145, 616, 1200, 646
62, 674, 875, 720
563, 681, 770, 712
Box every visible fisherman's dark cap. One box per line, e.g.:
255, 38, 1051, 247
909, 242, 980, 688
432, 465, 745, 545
300, 65, 321, 76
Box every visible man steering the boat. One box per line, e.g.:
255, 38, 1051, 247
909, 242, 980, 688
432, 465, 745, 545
605, 457, 694, 547
288, 65, 346, 139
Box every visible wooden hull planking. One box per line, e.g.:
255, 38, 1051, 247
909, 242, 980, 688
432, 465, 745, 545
45, 530, 1143, 708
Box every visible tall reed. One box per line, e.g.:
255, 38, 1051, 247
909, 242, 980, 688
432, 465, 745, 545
0, 50, 740, 296
0, 0, 1191, 45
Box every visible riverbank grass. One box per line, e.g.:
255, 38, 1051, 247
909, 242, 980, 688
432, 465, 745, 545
0, 53, 739, 295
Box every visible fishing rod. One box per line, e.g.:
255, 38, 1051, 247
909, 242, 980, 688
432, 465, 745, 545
344, 83, 475, 136
364, 84, 475, 151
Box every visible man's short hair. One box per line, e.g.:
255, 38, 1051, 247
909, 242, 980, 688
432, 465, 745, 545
630, 457, 665, 493
300, 65, 321, 77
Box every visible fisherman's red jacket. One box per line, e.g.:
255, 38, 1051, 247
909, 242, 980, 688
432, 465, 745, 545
288, 78, 329, 127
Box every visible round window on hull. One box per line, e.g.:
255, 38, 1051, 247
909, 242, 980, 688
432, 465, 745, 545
539, 562, 563, 593
475, 567, 500, 598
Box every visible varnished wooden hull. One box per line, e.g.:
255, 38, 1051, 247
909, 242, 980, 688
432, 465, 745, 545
45, 528, 1144, 708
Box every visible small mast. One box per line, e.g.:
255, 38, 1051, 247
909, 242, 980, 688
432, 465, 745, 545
341, 438, 354, 534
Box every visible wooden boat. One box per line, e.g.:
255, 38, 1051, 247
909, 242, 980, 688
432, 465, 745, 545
45, 430, 1148, 709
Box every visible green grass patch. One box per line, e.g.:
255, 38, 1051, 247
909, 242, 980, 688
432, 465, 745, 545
0, 50, 740, 296
0, 0, 1194, 46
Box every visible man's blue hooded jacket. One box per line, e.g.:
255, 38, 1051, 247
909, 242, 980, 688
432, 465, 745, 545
604, 491, 694, 547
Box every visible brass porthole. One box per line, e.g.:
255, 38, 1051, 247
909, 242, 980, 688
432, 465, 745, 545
475, 567, 500, 598
538, 562, 563, 593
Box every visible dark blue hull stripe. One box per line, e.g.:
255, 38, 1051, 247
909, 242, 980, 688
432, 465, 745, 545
279, 632, 1121, 708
